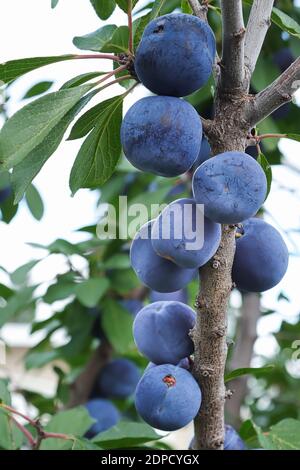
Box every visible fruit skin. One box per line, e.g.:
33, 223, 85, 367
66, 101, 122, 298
135, 13, 216, 97
151, 198, 221, 269
120, 299, 144, 317
135, 364, 201, 431
192, 152, 267, 224
97, 358, 141, 399
130, 221, 197, 293
224, 425, 246, 450
232, 218, 289, 292
150, 288, 188, 304
189, 425, 246, 450
121, 96, 202, 177
85, 399, 120, 438
133, 300, 195, 365
194, 135, 211, 167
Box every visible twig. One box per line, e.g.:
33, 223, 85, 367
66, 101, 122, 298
10, 415, 36, 448
73, 54, 121, 62
128, 0, 133, 53
95, 64, 129, 86
220, 1, 245, 92
188, 0, 208, 22
244, 56, 300, 127
244, 0, 274, 82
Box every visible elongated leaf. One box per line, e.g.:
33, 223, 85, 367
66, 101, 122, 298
23, 81, 53, 99
92, 422, 160, 449
10, 260, 40, 285
101, 298, 135, 354
25, 184, 44, 220
75, 278, 110, 307
61, 72, 103, 90
116, 0, 139, 13
101, 26, 130, 53
51, 0, 59, 8
68, 96, 119, 140
266, 419, 300, 450
133, 12, 152, 50
257, 153, 272, 200
69, 95, 123, 194
73, 25, 117, 52
285, 133, 300, 142
151, 0, 169, 18
0, 84, 92, 168
11, 90, 98, 203
0, 55, 74, 84
272, 7, 300, 39
181, 0, 192, 14
224, 365, 274, 383
90, 0, 116, 20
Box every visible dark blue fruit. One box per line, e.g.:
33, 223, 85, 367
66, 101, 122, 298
85, 399, 120, 438
192, 152, 267, 224
135, 364, 201, 431
130, 221, 197, 293
121, 96, 202, 177
120, 299, 144, 317
194, 135, 211, 167
232, 218, 289, 292
151, 198, 221, 268
224, 425, 246, 450
97, 358, 141, 399
150, 288, 188, 304
133, 300, 195, 364
135, 13, 216, 97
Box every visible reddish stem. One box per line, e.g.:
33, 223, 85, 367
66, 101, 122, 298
1, 404, 36, 426
73, 54, 121, 62
96, 64, 128, 86
10, 416, 36, 448
43, 432, 71, 440
128, 0, 133, 53
258, 133, 287, 141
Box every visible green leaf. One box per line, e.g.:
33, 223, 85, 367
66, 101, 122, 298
104, 254, 131, 269
73, 25, 117, 52
101, 26, 130, 53
69, 95, 123, 194
265, 419, 300, 450
40, 407, 94, 450
151, 0, 169, 19
25, 184, 44, 220
23, 81, 54, 99
51, 0, 59, 8
224, 365, 274, 383
10, 260, 40, 285
0, 284, 14, 300
0, 379, 11, 405
0, 410, 23, 450
11, 90, 98, 203
0, 55, 74, 84
257, 153, 272, 200
90, 0, 116, 20
101, 298, 135, 354
133, 12, 152, 50
0, 84, 92, 169
61, 72, 104, 89
43, 282, 75, 304
75, 278, 110, 307
115, 1, 139, 13
272, 7, 300, 40
0, 286, 36, 327
92, 422, 161, 449
285, 133, 300, 142
181, 0, 192, 14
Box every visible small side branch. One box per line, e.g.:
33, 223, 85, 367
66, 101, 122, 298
188, 0, 208, 22
244, 0, 274, 82
244, 57, 300, 127
220, 0, 245, 92
128, 0, 133, 53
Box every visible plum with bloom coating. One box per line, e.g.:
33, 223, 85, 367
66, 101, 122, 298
133, 300, 195, 364
135, 364, 202, 431
85, 399, 120, 438
97, 359, 141, 399
135, 13, 216, 97
121, 96, 202, 177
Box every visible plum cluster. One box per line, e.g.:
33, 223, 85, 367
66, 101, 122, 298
133, 301, 202, 431
121, 12, 290, 441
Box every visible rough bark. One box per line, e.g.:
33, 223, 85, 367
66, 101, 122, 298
226, 292, 261, 428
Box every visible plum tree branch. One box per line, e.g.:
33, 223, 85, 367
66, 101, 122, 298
244, 0, 274, 83
188, 0, 208, 22
220, 0, 246, 92
244, 56, 300, 127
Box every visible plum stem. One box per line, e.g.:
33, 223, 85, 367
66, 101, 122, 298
73, 54, 122, 62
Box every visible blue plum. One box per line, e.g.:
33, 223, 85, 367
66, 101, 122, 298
121, 96, 202, 177
133, 300, 195, 364
151, 198, 221, 269
224, 425, 246, 450
150, 288, 188, 304
135, 364, 201, 431
120, 299, 144, 317
85, 399, 120, 438
192, 152, 267, 224
189, 425, 246, 450
135, 13, 216, 97
194, 135, 211, 167
232, 218, 289, 292
97, 358, 140, 399
130, 221, 197, 293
